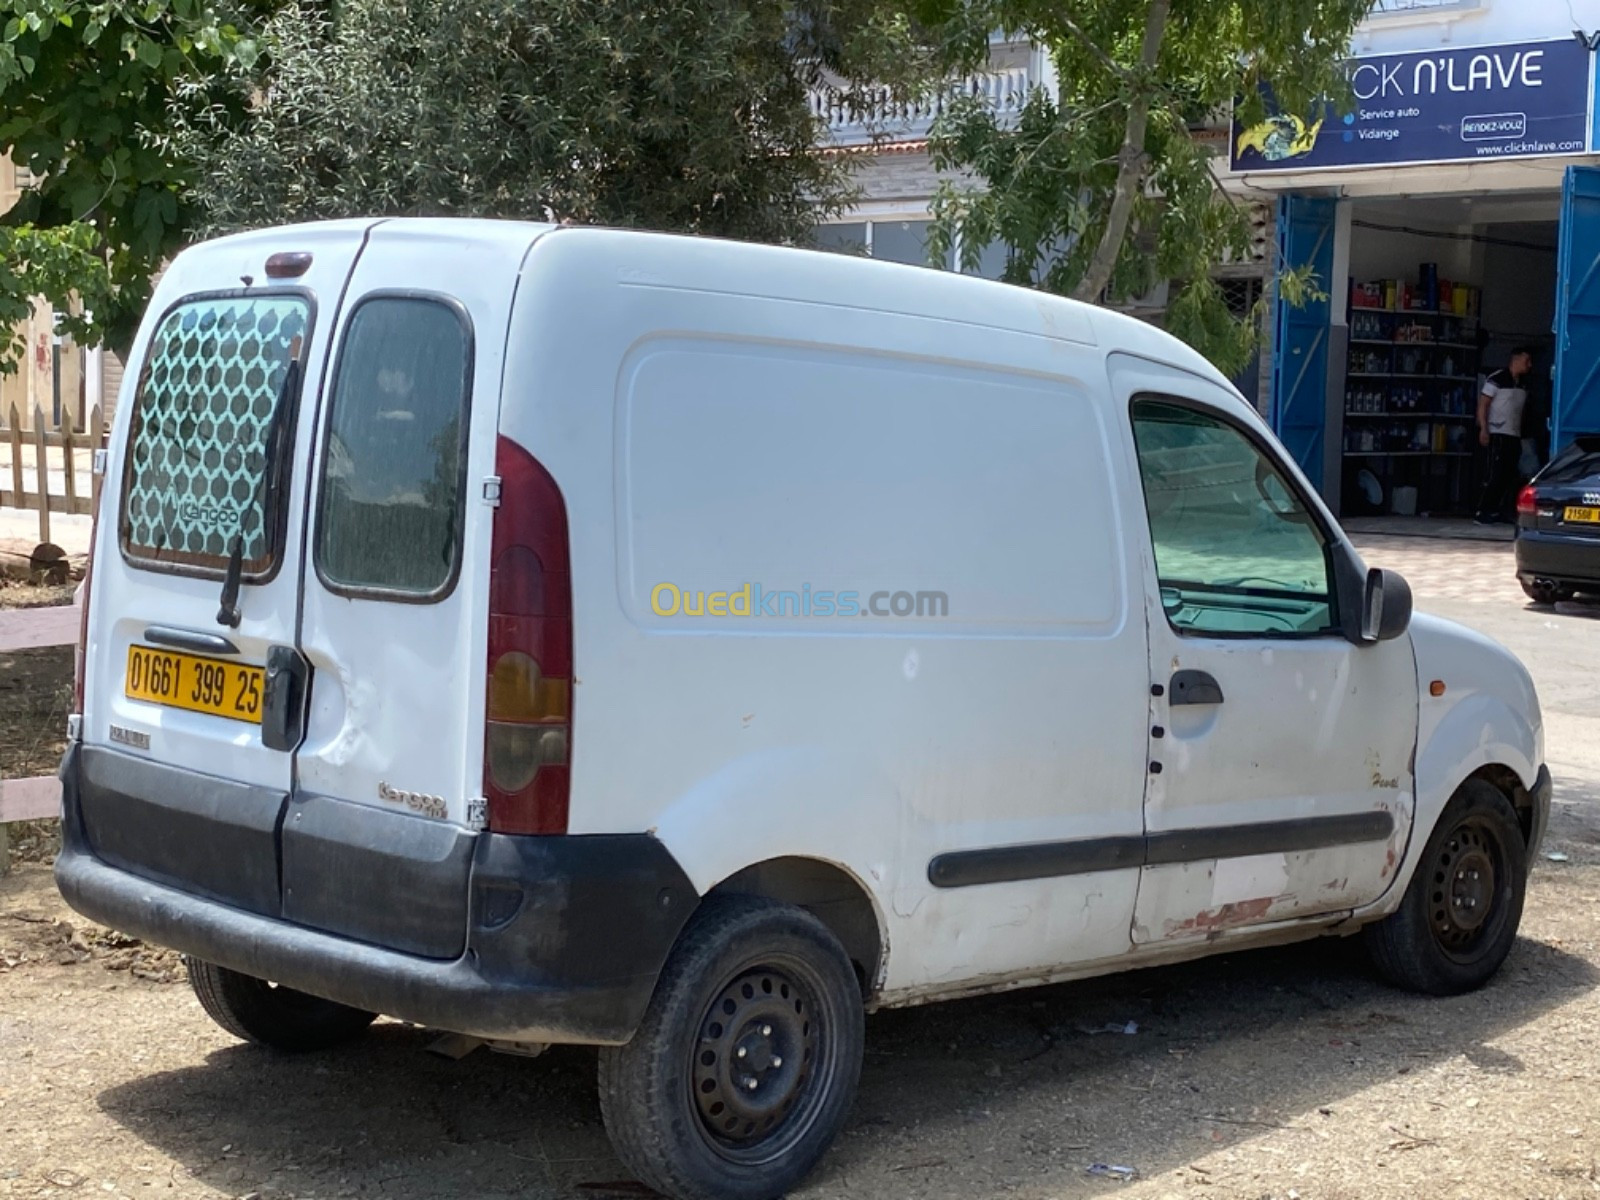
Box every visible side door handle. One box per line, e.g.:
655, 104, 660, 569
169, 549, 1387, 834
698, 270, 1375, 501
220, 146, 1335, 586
262, 646, 313, 752
1170, 669, 1224, 706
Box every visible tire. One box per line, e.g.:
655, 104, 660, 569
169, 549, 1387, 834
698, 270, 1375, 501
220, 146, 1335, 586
185, 957, 377, 1052
1521, 579, 1573, 606
597, 896, 865, 1200
1364, 780, 1528, 996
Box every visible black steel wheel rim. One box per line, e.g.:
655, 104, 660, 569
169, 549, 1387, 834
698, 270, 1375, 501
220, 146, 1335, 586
688, 956, 832, 1166
1427, 816, 1510, 960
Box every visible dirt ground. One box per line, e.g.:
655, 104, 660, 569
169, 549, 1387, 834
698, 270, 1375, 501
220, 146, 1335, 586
3, 540, 1600, 1200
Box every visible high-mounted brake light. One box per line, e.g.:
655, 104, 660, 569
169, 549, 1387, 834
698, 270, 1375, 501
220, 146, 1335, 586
484, 437, 573, 835
1517, 485, 1537, 516
264, 251, 313, 279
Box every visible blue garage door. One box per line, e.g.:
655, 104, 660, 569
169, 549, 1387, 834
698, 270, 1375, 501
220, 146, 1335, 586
1272, 196, 1336, 493
1554, 166, 1600, 452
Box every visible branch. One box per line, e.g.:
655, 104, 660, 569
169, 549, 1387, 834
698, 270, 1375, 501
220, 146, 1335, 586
1056, 13, 1131, 81
1071, 0, 1169, 303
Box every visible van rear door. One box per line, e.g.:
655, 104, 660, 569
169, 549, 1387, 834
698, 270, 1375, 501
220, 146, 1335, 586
81, 223, 374, 915
281, 222, 539, 958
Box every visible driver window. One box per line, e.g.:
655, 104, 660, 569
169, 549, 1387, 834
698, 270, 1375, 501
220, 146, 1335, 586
1130, 398, 1336, 637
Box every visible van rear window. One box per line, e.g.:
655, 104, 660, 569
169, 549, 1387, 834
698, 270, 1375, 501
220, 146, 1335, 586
314, 295, 472, 599
120, 294, 310, 575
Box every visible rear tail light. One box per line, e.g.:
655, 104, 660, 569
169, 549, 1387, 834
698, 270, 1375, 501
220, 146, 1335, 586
73, 517, 98, 712
1517, 485, 1537, 516
484, 437, 572, 835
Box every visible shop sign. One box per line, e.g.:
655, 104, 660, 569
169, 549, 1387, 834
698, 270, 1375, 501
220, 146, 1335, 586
1232, 38, 1593, 172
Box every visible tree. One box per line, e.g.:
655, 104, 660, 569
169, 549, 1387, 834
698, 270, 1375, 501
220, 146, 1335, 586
0, 0, 266, 368
917, 0, 1371, 373
174, 0, 933, 246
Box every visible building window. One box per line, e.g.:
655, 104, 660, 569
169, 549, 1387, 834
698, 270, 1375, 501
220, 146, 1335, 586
813, 219, 974, 273
12, 162, 35, 189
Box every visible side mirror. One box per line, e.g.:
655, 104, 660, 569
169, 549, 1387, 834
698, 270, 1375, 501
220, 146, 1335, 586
1361, 567, 1412, 643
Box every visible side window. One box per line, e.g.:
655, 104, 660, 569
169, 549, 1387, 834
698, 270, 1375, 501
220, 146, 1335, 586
1130, 398, 1336, 637
315, 296, 471, 598
121, 294, 310, 576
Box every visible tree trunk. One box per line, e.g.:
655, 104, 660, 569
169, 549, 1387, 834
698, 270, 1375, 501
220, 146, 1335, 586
1071, 0, 1170, 304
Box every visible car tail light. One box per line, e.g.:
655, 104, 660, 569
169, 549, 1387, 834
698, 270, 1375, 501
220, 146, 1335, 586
1517, 485, 1537, 516
73, 517, 98, 712
484, 437, 572, 835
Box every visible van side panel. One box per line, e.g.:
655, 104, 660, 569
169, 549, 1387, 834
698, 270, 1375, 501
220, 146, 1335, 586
502, 231, 1153, 999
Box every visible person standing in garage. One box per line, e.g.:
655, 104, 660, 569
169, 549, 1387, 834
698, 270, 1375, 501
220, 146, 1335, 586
1475, 347, 1532, 525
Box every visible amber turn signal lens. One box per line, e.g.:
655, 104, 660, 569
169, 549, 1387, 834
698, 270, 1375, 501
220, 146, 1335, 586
488, 651, 570, 723
1430, 680, 1446, 697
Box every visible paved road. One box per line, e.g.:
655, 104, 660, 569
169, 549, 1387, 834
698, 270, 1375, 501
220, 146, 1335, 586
1354, 532, 1600, 844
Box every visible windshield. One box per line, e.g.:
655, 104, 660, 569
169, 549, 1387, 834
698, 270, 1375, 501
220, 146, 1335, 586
120, 294, 311, 576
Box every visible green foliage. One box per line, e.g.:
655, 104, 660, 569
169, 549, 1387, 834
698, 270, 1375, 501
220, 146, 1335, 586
917, 0, 1372, 375
174, 0, 934, 246
0, 221, 111, 372
0, 0, 265, 365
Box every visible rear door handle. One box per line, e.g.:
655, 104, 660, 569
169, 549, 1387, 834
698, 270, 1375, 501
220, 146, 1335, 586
143, 625, 240, 656
1170, 669, 1224, 706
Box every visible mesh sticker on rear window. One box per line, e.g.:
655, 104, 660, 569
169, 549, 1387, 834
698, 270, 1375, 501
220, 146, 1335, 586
121, 295, 310, 573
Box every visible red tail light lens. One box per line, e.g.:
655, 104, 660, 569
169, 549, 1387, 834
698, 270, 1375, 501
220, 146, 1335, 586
1517, 485, 1537, 516
485, 437, 572, 835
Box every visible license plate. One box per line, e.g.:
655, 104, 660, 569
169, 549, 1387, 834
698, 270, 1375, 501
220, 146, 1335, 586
125, 645, 264, 724
1564, 505, 1600, 525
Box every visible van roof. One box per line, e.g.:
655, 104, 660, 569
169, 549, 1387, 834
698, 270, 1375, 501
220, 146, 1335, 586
182, 217, 1237, 397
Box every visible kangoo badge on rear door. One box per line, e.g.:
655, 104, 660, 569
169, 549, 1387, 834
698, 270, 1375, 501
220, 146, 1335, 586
378, 781, 447, 819
109, 724, 150, 751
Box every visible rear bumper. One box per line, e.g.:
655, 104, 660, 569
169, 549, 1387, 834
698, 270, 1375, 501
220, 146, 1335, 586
54, 745, 697, 1044
1515, 529, 1600, 590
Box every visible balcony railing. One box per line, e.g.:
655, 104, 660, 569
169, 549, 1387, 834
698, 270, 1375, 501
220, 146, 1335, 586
1370, 0, 1476, 12
809, 66, 1033, 148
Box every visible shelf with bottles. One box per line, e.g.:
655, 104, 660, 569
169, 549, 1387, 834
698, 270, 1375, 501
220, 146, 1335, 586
1342, 418, 1476, 456
1347, 342, 1477, 378
1344, 380, 1477, 416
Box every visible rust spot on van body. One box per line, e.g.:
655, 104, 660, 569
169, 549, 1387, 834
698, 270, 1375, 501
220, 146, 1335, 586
1164, 896, 1275, 939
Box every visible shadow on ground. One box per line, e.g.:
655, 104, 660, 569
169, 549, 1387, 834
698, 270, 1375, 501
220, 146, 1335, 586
97, 932, 1597, 1199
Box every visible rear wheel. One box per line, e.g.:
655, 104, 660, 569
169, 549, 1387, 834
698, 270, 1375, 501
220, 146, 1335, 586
1364, 780, 1527, 995
597, 896, 865, 1200
185, 958, 376, 1052
1521, 579, 1573, 606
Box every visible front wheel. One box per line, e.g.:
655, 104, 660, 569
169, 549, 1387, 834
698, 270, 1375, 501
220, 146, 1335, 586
185, 958, 377, 1052
1364, 780, 1528, 995
597, 896, 865, 1200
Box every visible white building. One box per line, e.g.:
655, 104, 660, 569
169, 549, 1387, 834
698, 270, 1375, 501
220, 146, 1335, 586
816, 0, 1600, 519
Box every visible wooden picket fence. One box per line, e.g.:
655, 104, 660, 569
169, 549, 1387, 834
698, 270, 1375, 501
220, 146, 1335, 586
0, 402, 107, 545
0, 603, 75, 872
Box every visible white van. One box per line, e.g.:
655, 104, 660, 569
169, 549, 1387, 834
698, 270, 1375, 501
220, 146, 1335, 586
59, 220, 1549, 1200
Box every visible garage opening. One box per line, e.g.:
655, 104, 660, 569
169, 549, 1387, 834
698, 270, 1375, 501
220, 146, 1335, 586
1337, 193, 1558, 521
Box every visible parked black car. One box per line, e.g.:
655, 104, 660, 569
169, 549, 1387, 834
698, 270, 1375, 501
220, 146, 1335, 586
1515, 434, 1600, 605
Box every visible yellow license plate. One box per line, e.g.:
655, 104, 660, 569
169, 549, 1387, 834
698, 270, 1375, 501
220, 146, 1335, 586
1565, 505, 1600, 525
125, 645, 264, 724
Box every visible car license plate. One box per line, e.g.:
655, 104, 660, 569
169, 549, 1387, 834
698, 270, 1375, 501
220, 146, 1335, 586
125, 645, 265, 724
1564, 505, 1600, 525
